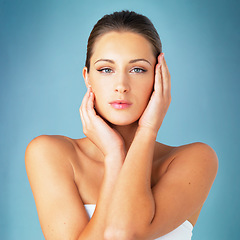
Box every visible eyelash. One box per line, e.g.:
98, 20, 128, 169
131, 68, 147, 73
97, 68, 147, 73
97, 68, 113, 73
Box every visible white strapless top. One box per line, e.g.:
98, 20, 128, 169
84, 204, 193, 240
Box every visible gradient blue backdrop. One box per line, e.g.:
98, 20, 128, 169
0, 0, 239, 239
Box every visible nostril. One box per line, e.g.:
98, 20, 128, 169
115, 84, 129, 93
115, 89, 128, 93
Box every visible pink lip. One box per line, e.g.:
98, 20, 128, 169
109, 100, 132, 110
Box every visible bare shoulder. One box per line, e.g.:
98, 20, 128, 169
142, 141, 219, 237
174, 141, 219, 170
25, 134, 82, 188
152, 142, 218, 186
153, 141, 219, 204
157, 141, 218, 224
25, 135, 90, 239
155, 141, 218, 167
26, 134, 76, 155
171, 141, 219, 186
175, 141, 218, 154
25, 135, 77, 168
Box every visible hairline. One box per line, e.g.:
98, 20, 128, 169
87, 29, 158, 72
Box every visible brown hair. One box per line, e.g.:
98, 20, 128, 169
85, 10, 162, 72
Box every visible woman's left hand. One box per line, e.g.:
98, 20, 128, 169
138, 53, 171, 134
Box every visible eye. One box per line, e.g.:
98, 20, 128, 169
130, 68, 147, 73
97, 68, 113, 73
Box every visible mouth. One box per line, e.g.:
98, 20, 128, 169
109, 100, 132, 110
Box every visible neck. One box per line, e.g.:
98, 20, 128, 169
82, 121, 140, 164
109, 121, 139, 152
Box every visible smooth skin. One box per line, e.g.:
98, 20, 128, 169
25, 31, 218, 240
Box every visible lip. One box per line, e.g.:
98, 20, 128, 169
109, 100, 132, 110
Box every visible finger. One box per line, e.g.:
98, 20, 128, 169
87, 89, 97, 118
80, 87, 90, 111
80, 88, 91, 126
154, 61, 163, 95
161, 54, 170, 81
161, 54, 171, 97
79, 105, 86, 127
80, 88, 90, 114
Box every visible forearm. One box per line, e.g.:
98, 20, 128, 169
78, 154, 124, 240
105, 128, 157, 233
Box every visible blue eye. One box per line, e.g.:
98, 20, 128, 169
131, 68, 147, 73
97, 68, 112, 73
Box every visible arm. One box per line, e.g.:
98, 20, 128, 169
79, 153, 123, 240
25, 135, 124, 240
104, 53, 169, 238
141, 141, 218, 239
104, 54, 218, 239
78, 85, 127, 239
104, 127, 157, 236
105, 139, 218, 240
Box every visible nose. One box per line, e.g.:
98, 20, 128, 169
114, 73, 130, 93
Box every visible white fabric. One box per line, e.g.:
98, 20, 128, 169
84, 204, 193, 240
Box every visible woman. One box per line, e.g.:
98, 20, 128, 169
25, 10, 218, 240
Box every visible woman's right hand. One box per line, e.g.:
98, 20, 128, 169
79, 87, 126, 161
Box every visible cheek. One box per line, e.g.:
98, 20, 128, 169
88, 76, 105, 98
89, 72, 111, 94
139, 77, 155, 109
90, 83, 110, 112
143, 85, 154, 105
142, 75, 155, 97
91, 81, 110, 97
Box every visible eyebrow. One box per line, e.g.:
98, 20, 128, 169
94, 58, 152, 66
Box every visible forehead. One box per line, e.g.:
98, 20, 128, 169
91, 31, 155, 63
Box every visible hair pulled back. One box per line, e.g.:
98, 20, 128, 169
85, 10, 162, 72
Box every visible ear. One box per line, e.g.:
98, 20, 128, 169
82, 67, 91, 88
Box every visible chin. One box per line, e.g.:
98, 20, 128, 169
105, 115, 138, 126
97, 111, 139, 126
109, 119, 137, 126
95, 105, 143, 126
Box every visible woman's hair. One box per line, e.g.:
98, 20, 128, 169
85, 10, 162, 72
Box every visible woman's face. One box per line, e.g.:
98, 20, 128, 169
83, 31, 157, 126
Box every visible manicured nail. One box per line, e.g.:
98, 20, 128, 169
159, 54, 162, 65
161, 53, 164, 62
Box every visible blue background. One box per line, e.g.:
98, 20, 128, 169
0, 0, 239, 239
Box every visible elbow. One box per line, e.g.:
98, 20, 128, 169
104, 227, 136, 240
